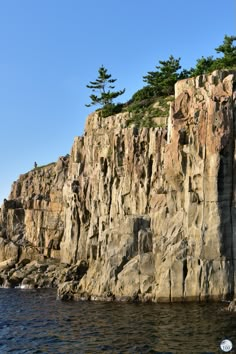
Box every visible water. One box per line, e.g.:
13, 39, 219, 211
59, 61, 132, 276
0, 289, 235, 353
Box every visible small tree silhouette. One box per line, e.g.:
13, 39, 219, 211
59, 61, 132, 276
86, 66, 125, 108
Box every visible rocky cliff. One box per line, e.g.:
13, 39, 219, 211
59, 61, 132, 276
0, 70, 235, 302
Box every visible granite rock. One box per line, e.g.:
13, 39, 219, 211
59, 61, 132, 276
1, 71, 236, 302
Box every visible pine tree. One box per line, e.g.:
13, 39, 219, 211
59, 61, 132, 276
143, 55, 181, 96
191, 35, 236, 75
213, 35, 236, 69
190, 56, 215, 76
86, 66, 125, 107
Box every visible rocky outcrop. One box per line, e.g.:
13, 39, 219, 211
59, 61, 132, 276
0, 157, 70, 287
0, 70, 236, 302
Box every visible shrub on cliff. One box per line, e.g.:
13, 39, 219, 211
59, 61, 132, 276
101, 103, 123, 118
126, 95, 173, 128
131, 86, 155, 101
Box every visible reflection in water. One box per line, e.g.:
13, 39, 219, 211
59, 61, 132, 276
0, 289, 235, 353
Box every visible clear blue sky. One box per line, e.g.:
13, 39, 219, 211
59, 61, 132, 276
0, 0, 235, 204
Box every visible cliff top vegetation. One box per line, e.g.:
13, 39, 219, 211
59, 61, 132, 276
86, 35, 236, 127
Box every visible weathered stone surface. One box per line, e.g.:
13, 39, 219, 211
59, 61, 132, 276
228, 299, 236, 311
0, 258, 70, 289
0, 156, 69, 261
1, 71, 236, 302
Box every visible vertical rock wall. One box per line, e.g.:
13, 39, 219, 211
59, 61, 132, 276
155, 71, 236, 301
0, 157, 69, 262
0, 70, 235, 301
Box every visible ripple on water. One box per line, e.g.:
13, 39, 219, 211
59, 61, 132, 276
0, 289, 235, 353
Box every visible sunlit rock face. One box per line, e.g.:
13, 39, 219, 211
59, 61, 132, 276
0, 157, 69, 263
1, 70, 236, 302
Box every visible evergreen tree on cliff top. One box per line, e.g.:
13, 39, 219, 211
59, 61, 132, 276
86, 66, 125, 108
190, 35, 236, 75
143, 55, 186, 96
213, 35, 236, 69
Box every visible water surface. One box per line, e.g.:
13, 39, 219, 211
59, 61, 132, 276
0, 289, 235, 353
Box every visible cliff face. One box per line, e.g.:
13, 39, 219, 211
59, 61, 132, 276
0, 158, 69, 281
0, 70, 235, 301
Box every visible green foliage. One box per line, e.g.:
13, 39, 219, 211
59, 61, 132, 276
131, 86, 155, 101
126, 96, 173, 128
139, 35, 235, 98
191, 35, 236, 75
127, 98, 154, 113
101, 103, 123, 118
143, 55, 182, 96
214, 35, 236, 68
178, 69, 192, 80
86, 66, 125, 107
190, 56, 215, 76
85, 34, 235, 123
209, 35, 236, 71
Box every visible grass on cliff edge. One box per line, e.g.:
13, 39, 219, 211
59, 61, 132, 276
125, 95, 174, 128
99, 95, 174, 128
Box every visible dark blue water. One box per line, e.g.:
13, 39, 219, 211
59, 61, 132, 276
0, 289, 235, 353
